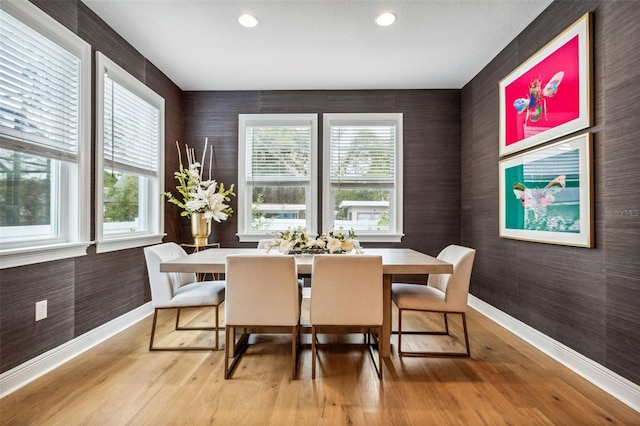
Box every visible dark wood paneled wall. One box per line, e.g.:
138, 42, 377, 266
0, 1, 182, 373
461, 1, 640, 385
181, 89, 462, 259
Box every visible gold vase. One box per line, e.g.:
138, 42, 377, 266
190, 213, 212, 246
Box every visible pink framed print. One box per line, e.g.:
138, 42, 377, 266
499, 13, 592, 157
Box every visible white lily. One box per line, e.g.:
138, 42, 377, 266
327, 237, 342, 253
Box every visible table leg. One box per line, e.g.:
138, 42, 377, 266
381, 274, 392, 357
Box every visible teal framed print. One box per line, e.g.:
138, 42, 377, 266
499, 133, 593, 247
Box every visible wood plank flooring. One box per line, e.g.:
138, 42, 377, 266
1, 300, 638, 425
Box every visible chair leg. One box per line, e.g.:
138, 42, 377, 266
311, 326, 317, 379
224, 326, 250, 379
312, 325, 383, 379
397, 310, 471, 358
443, 312, 449, 335
149, 308, 160, 351
461, 312, 471, 357
214, 305, 219, 351
224, 325, 298, 380
364, 327, 383, 379
378, 325, 383, 379
365, 327, 383, 379
225, 325, 231, 379
291, 325, 299, 380
398, 308, 403, 355
150, 306, 222, 351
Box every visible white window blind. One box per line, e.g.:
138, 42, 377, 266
0, 0, 91, 267
323, 113, 403, 242
329, 122, 396, 184
246, 122, 312, 182
237, 114, 318, 241
0, 8, 80, 162
95, 51, 164, 252
103, 74, 159, 177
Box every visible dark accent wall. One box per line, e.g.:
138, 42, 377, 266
461, 1, 640, 385
181, 90, 462, 260
0, 0, 182, 373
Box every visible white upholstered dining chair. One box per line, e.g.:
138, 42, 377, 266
391, 244, 476, 357
310, 255, 384, 379
224, 255, 301, 379
257, 239, 306, 292
257, 239, 274, 250
143, 243, 226, 351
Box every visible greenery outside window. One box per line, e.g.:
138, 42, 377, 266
0, 0, 91, 268
323, 113, 403, 242
237, 114, 318, 242
95, 52, 164, 253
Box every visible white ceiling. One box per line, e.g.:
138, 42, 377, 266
81, 0, 553, 91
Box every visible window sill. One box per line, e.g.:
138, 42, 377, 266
95, 234, 165, 254
237, 233, 292, 244
355, 233, 404, 243
0, 242, 92, 269
237, 232, 403, 244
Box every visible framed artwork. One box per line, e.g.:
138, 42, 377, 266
499, 13, 592, 157
499, 133, 593, 247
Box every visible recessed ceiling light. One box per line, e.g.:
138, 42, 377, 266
376, 12, 396, 27
239, 14, 258, 28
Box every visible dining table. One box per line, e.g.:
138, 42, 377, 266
160, 247, 453, 357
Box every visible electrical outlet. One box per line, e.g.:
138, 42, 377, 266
35, 300, 47, 321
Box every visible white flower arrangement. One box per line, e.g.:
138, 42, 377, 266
163, 139, 235, 221
266, 227, 362, 254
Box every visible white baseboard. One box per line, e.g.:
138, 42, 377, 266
0, 302, 153, 398
468, 294, 640, 413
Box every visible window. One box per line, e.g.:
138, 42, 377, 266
237, 114, 317, 241
0, 0, 91, 268
95, 52, 164, 253
323, 113, 403, 242
237, 113, 402, 243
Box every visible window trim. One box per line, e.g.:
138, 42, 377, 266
322, 113, 404, 243
94, 52, 165, 253
0, 0, 91, 269
237, 114, 318, 242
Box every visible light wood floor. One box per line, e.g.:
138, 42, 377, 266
2, 300, 638, 425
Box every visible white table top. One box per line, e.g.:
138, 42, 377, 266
160, 247, 453, 275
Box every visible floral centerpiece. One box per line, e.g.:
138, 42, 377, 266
163, 139, 235, 246
266, 227, 362, 254
323, 229, 362, 254
163, 139, 235, 221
